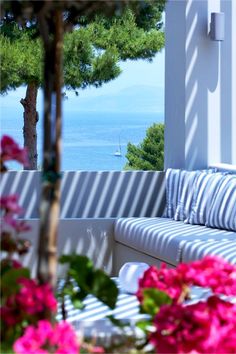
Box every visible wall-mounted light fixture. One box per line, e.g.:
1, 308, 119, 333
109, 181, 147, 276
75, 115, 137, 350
210, 12, 225, 41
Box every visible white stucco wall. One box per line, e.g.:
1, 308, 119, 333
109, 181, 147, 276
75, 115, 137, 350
165, 0, 236, 170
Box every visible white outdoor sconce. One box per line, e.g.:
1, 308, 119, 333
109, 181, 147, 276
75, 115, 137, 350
210, 12, 225, 41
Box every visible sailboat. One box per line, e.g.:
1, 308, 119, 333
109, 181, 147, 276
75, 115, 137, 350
114, 137, 122, 157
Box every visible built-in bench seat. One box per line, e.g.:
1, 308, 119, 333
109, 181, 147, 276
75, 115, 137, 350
114, 217, 236, 267
181, 239, 236, 264
113, 165, 236, 272
1, 166, 235, 276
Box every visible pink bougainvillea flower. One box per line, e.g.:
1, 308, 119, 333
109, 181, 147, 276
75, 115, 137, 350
14, 220, 31, 234
136, 256, 236, 353
13, 320, 80, 354
91, 346, 105, 353
3, 215, 31, 234
0, 279, 57, 327
137, 256, 236, 306
1, 258, 22, 271
2, 213, 18, 229
0, 302, 22, 326
16, 278, 57, 315
137, 264, 186, 303
50, 321, 80, 354
0, 194, 23, 215
177, 256, 236, 296
1, 195, 30, 234
0, 258, 22, 275
150, 295, 236, 354
0, 135, 29, 166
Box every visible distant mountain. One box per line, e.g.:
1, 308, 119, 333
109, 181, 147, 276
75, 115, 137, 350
65, 85, 164, 113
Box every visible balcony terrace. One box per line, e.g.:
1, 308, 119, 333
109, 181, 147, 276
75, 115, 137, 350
1, 2, 236, 352
1, 0, 235, 274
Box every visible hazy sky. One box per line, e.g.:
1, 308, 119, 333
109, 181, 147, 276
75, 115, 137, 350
0, 49, 165, 111
77, 49, 165, 98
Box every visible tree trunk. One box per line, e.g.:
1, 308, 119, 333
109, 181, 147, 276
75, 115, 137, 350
20, 83, 39, 170
36, 7, 63, 289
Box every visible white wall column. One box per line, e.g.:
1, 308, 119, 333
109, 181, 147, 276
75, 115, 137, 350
232, 0, 236, 163
164, 0, 236, 170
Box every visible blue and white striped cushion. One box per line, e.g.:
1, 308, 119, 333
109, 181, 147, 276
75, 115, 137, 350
164, 168, 181, 218
206, 175, 236, 231
174, 170, 200, 221
187, 172, 224, 225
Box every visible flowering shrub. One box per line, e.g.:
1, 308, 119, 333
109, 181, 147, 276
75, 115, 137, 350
1, 278, 57, 327
13, 320, 80, 354
0, 135, 28, 171
0, 135, 77, 353
0, 135, 115, 353
137, 264, 187, 303
151, 295, 236, 354
178, 255, 236, 296
137, 256, 236, 353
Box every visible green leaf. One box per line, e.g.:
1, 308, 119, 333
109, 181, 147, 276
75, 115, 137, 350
136, 319, 153, 333
59, 254, 118, 310
141, 288, 172, 318
59, 254, 94, 288
1, 267, 30, 298
107, 315, 127, 328
58, 254, 72, 264
71, 297, 84, 310
61, 283, 74, 297
91, 270, 118, 309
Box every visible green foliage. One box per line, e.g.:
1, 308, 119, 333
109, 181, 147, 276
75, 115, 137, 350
134, 0, 166, 31
140, 288, 172, 318
125, 123, 164, 171
63, 28, 121, 89
0, 26, 42, 93
0, 5, 165, 94
1, 267, 30, 298
136, 288, 172, 336
89, 10, 164, 61
1, 1, 166, 31
59, 254, 119, 310
64, 8, 164, 90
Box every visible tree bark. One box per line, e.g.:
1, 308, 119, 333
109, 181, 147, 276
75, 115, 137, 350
36, 7, 63, 290
20, 83, 39, 170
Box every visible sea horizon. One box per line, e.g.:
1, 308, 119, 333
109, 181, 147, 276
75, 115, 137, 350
1, 109, 164, 171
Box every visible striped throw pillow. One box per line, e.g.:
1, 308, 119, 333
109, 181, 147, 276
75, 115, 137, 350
187, 172, 225, 225
164, 168, 181, 218
174, 170, 200, 221
206, 175, 236, 231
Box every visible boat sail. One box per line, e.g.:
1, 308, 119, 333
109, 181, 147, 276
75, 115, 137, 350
114, 136, 122, 157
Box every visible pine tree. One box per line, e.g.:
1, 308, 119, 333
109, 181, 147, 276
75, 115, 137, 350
0, 4, 165, 169
0, 0, 166, 287
125, 123, 164, 170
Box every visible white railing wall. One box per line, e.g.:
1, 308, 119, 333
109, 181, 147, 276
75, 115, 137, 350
0, 170, 166, 219
0, 170, 166, 275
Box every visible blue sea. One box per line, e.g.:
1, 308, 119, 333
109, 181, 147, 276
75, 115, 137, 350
1, 109, 163, 171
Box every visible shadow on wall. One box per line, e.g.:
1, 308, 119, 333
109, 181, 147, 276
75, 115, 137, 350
0, 171, 166, 275
185, 0, 219, 169
0, 171, 166, 219
14, 219, 115, 277
220, 0, 232, 163
0, 171, 41, 218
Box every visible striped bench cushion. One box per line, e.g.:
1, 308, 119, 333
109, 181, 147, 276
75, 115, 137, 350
182, 240, 236, 264
114, 217, 236, 265
173, 170, 200, 221
164, 168, 181, 218
206, 175, 236, 231
187, 172, 225, 225
164, 168, 215, 222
